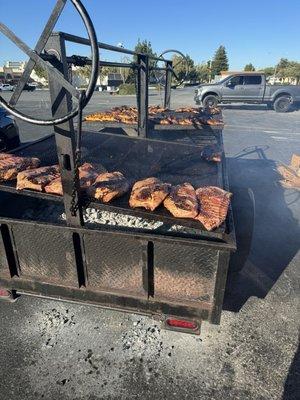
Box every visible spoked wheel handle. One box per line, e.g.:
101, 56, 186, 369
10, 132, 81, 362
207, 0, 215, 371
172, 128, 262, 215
0, 0, 99, 126
154, 49, 189, 87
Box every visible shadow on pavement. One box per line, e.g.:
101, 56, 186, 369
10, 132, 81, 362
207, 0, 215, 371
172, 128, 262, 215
223, 147, 300, 312
282, 339, 300, 400
221, 104, 269, 111
221, 104, 300, 112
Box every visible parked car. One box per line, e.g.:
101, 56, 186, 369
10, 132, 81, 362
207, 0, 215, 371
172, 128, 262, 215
0, 83, 14, 92
23, 84, 36, 91
194, 73, 300, 112
0, 106, 20, 151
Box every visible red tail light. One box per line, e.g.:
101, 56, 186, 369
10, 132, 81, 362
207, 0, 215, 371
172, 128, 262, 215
166, 318, 198, 331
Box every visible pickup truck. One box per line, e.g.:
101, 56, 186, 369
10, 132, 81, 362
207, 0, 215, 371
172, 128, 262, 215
194, 73, 300, 112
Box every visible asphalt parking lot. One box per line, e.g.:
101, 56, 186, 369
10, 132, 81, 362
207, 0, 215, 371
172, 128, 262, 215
0, 88, 299, 400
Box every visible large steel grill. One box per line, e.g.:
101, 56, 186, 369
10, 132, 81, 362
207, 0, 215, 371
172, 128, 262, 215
0, 130, 230, 239
0, 3, 236, 330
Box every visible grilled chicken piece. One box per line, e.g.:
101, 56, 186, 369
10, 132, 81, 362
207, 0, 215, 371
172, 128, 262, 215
195, 186, 232, 231
129, 177, 171, 211
164, 183, 198, 219
0, 154, 40, 181
178, 118, 193, 125
88, 171, 129, 203
17, 165, 60, 191
200, 145, 222, 163
44, 162, 103, 195
175, 107, 199, 113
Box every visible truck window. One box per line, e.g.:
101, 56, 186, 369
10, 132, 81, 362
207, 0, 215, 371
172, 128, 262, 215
244, 75, 262, 85
228, 76, 243, 86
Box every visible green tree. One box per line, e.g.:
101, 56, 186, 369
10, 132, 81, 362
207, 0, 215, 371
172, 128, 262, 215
281, 61, 300, 84
126, 39, 157, 83
211, 45, 229, 77
196, 63, 210, 82
76, 65, 91, 80
244, 63, 255, 71
276, 58, 290, 71
260, 67, 275, 77
34, 65, 48, 81
172, 54, 196, 83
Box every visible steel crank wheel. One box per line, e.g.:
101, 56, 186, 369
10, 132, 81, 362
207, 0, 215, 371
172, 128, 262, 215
0, 0, 99, 125
154, 49, 189, 87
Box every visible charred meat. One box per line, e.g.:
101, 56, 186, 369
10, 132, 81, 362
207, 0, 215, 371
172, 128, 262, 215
129, 177, 171, 211
17, 165, 60, 191
88, 171, 129, 203
163, 183, 198, 218
200, 145, 222, 162
195, 186, 231, 231
44, 163, 103, 195
0, 153, 40, 181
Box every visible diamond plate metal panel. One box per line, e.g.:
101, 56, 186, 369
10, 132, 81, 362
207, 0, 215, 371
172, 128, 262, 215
154, 242, 219, 303
83, 233, 146, 297
11, 224, 78, 286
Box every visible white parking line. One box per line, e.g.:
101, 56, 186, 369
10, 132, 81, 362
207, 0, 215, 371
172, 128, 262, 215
271, 136, 300, 141
225, 125, 300, 135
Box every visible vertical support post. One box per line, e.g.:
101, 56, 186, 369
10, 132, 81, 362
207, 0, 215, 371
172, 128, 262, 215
45, 32, 83, 227
164, 60, 172, 109
137, 54, 149, 138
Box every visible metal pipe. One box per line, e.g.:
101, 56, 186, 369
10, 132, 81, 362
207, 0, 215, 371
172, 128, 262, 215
60, 32, 171, 62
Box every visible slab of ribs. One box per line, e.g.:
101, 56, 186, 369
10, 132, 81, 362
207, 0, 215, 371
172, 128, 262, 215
44, 163, 103, 195
17, 165, 60, 191
88, 171, 130, 203
163, 183, 199, 219
195, 186, 232, 231
200, 145, 222, 163
129, 177, 170, 211
0, 153, 40, 181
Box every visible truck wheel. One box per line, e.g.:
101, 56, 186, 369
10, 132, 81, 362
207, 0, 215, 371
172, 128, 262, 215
273, 96, 292, 113
202, 95, 219, 108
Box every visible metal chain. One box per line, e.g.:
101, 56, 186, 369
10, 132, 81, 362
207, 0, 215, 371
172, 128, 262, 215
70, 90, 86, 216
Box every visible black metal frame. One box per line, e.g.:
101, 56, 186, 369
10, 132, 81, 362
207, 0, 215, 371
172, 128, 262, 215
0, 0, 236, 328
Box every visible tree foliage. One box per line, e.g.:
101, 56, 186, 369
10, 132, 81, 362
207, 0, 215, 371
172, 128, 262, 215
196, 63, 211, 82
211, 45, 229, 77
244, 63, 255, 71
76, 65, 92, 80
126, 39, 157, 84
172, 54, 197, 82
34, 65, 48, 81
276, 59, 300, 84
260, 67, 275, 76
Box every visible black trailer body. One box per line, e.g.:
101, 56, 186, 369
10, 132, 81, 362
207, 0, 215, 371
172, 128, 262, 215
0, 130, 235, 329
0, 1, 235, 333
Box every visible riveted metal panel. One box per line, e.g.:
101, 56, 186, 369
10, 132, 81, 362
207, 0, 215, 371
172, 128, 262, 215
154, 242, 219, 303
83, 233, 146, 298
11, 224, 78, 286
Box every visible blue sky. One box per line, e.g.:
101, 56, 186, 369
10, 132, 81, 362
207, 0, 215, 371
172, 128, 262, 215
0, 0, 299, 69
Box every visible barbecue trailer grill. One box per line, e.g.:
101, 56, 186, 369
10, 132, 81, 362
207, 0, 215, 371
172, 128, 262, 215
0, 0, 236, 334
